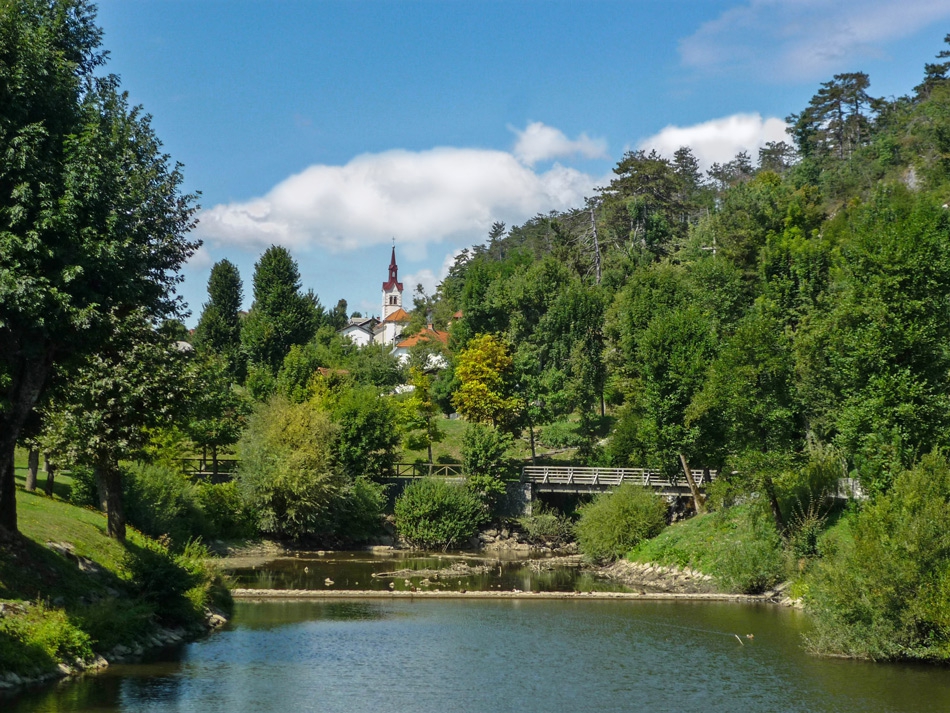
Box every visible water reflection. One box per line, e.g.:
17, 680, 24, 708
227, 550, 636, 593
7, 599, 950, 713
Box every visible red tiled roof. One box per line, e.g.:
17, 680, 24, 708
396, 327, 449, 349
383, 308, 411, 323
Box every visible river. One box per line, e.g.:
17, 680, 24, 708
6, 553, 950, 712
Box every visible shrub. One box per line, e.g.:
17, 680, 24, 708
461, 423, 511, 476
0, 602, 93, 676
68, 465, 98, 507
123, 537, 230, 627
517, 505, 573, 546
330, 477, 387, 543
125, 462, 207, 546
539, 420, 586, 449
236, 397, 344, 539
575, 484, 668, 562
465, 472, 508, 516
195, 480, 257, 540
710, 503, 785, 594
805, 453, 950, 660
394, 478, 487, 550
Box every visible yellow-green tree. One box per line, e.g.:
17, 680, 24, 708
452, 334, 523, 432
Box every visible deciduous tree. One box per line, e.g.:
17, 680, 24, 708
0, 0, 198, 533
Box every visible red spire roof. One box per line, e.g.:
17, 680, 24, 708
382, 245, 403, 292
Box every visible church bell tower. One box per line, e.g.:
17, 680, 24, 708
381, 245, 404, 319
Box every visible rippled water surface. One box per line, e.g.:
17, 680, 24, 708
8, 598, 950, 713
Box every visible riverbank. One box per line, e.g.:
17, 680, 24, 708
0, 490, 231, 692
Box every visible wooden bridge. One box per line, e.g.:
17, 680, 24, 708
521, 465, 717, 496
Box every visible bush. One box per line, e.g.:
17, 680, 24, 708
125, 462, 207, 546
710, 503, 785, 594
330, 477, 387, 543
194, 480, 257, 540
0, 602, 93, 676
539, 420, 586, 449
461, 423, 511, 476
805, 453, 950, 660
236, 397, 344, 539
517, 505, 573, 546
575, 484, 668, 562
394, 478, 488, 550
68, 465, 98, 507
123, 537, 230, 627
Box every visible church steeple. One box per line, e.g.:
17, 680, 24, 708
381, 243, 404, 319
382, 244, 403, 292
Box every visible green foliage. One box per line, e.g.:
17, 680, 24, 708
194, 481, 257, 540
194, 259, 245, 380
122, 538, 230, 627
400, 367, 444, 462
709, 502, 786, 594
236, 397, 343, 539
805, 453, 950, 660
329, 477, 387, 543
517, 505, 574, 546
330, 385, 400, 479
629, 503, 786, 594
124, 462, 206, 547
575, 484, 668, 562
461, 423, 511, 476
67, 465, 98, 507
539, 420, 586, 449
184, 354, 250, 463
241, 245, 323, 376
0, 601, 93, 676
0, 0, 198, 532
452, 333, 523, 431
394, 478, 488, 550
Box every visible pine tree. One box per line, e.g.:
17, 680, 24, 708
194, 259, 244, 378
241, 246, 323, 375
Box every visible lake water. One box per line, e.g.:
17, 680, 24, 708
6, 554, 950, 713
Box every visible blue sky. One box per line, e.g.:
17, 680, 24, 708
94, 0, 950, 324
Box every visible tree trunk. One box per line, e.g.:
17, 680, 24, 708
25, 449, 39, 492
94, 464, 109, 513
427, 440, 433, 465
44, 456, 55, 497
678, 453, 706, 515
0, 449, 15, 534
762, 474, 788, 540
211, 444, 219, 478
529, 424, 536, 465
0, 349, 54, 534
96, 459, 126, 541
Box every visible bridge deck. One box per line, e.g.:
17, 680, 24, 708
521, 465, 716, 493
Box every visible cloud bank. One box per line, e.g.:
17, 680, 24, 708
198, 129, 600, 254
638, 113, 789, 170
680, 0, 950, 81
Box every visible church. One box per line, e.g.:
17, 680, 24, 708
337, 246, 448, 363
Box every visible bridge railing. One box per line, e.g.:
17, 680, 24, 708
391, 462, 465, 478
521, 466, 717, 488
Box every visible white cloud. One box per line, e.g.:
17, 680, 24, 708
511, 122, 608, 166
197, 146, 597, 254
638, 113, 789, 170
680, 0, 950, 81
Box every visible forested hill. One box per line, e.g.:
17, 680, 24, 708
419, 36, 950, 498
